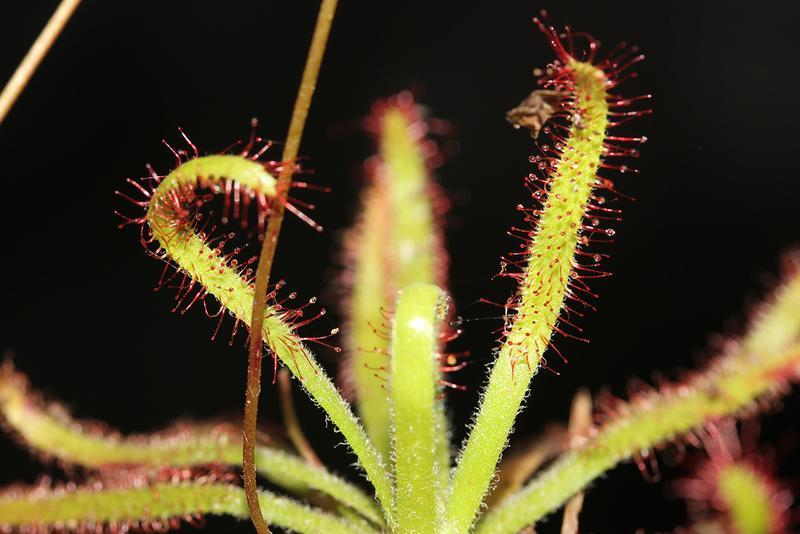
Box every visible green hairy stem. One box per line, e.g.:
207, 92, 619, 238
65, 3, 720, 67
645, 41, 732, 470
147, 154, 393, 522
716, 463, 777, 534
0, 481, 374, 534
348, 102, 447, 462
389, 283, 448, 533
0, 362, 382, 525
476, 270, 800, 534
444, 59, 610, 532
347, 175, 392, 457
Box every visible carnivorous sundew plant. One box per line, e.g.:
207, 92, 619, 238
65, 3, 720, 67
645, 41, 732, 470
1, 4, 799, 534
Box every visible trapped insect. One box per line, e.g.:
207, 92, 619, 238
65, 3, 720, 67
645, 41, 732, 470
505, 88, 563, 138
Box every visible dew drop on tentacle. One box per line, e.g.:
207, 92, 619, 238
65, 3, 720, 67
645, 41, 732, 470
495, 11, 652, 378
115, 128, 338, 357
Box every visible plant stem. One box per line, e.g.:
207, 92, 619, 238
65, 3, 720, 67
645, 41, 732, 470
444, 60, 610, 533
0, 0, 81, 125
349, 101, 448, 461
717, 463, 777, 534
390, 283, 448, 533
279, 367, 323, 468
476, 340, 800, 533
476, 265, 800, 533
0, 360, 384, 526
0, 481, 374, 534
243, 1, 338, 531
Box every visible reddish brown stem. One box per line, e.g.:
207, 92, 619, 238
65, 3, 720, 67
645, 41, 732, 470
242, 1, 338, 532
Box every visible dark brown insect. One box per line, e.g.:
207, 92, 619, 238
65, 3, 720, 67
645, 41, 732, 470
505, 89, 564, 139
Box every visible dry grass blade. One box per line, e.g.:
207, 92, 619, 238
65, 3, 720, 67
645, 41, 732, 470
560, 389, 593, 534
278, 368, 323, 468
0, 0, 81, 125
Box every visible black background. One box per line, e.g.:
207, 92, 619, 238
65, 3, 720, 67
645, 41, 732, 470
1, 1, 799, 532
